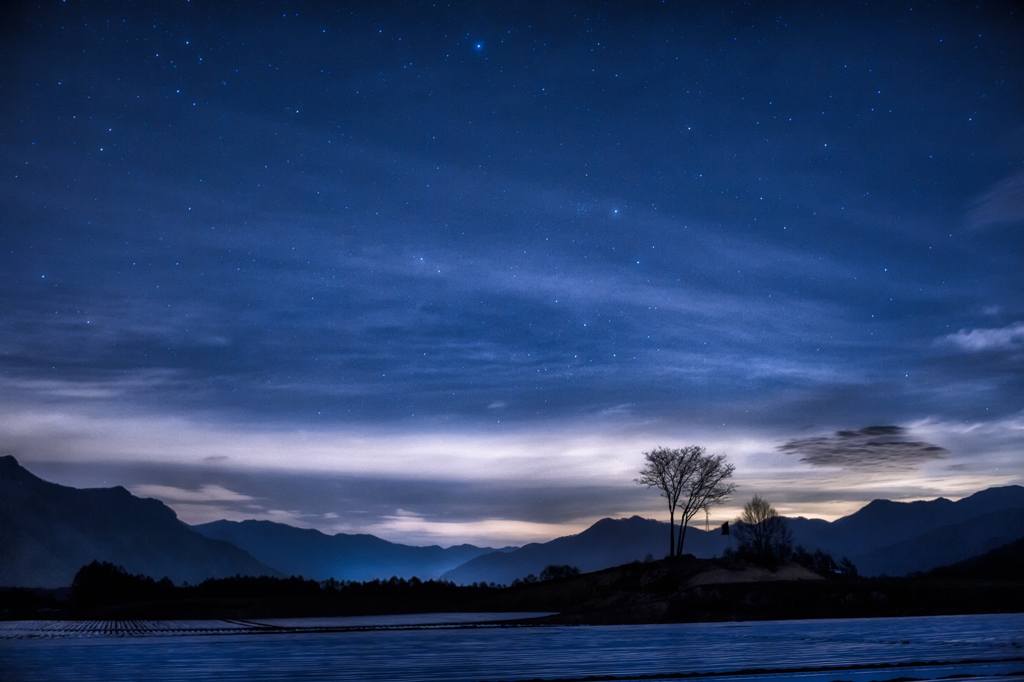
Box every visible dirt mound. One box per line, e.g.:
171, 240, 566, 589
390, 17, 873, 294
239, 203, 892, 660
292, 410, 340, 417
687, 562, 823, 587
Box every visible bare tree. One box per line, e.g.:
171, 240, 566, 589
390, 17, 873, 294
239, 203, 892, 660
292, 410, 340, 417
636, 446, 736, 557
733, 494, 792, 564
674, 450, 737, 555
637, 447, 684, 556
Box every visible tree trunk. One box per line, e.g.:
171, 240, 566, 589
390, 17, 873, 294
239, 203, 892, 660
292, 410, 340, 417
676, 520, 688, 556
668, 510, 675, 557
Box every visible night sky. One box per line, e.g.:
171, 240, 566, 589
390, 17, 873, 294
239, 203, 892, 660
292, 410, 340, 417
2, 1, 1022, 547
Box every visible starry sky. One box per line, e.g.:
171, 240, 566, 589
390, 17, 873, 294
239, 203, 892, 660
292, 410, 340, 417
2, 1, 1022, 547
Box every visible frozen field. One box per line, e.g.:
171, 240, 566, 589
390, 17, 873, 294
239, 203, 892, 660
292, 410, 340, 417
1, 612, 1022, 682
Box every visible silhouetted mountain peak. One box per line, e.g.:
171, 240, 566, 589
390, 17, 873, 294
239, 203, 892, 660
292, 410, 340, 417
958, 485, 1024, 507
1, 454, 44, 482
233, 519, 326, 536
833, 495, 953, 529
585, 516, 655, 533
1, 456, 278, 587
836, 487, 1024, 536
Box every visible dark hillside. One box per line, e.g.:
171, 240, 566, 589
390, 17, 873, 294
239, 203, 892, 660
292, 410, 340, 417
0, 456, 277, 588
928, 535, 1024, 581
785, 486, 1024, 576
853, 507, 1024, 576
472, 557, 1024, 625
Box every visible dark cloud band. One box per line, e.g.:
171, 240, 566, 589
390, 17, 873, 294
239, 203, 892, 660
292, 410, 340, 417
779, 426, 947, 471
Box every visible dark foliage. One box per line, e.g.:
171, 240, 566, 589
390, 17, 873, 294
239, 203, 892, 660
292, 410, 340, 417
62, 561, 506, 617
71, 561, 176, 606
539, 564, 581, 581
509, 573, 538, 587
790, 547, 859, 578
660, 577, 1024, 624
0, 587, 67, 616
9, 554, 1023, 623
507, 565, 580, 586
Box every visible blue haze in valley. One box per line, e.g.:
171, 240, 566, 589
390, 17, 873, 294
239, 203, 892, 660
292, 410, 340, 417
1, 2, 1022, 546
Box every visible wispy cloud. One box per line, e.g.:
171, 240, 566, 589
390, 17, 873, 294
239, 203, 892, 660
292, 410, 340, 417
0, 372, 184, 400
168, 503, 314, 529
132, 484, 254, 503
366, 509, 579, 547
942, 322, 1024, 352
967, 172, 1024, 229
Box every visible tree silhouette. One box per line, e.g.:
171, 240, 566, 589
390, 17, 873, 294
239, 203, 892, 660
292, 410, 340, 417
733, 495, 792, 565
637, 446, 736, 557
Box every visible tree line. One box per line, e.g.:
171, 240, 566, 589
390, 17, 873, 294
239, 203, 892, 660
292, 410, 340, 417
68, 560, 506, 607
65, 560, 586, 608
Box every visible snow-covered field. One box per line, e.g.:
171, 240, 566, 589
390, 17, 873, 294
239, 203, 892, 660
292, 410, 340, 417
1, 613, 1022, 681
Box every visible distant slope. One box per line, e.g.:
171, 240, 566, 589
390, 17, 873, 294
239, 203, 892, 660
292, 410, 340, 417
785, 486, 1024, 576
851, 507, 1024, 576
444, 486, 1024, 584
442, 516, 730, 585
191, 519, 507, 582
928, 534, 1024, 581
0, 456, 278, 588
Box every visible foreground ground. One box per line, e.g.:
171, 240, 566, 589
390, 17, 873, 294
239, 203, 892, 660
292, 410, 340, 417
3, 612, 1024, 682
3, 555, 1023, 624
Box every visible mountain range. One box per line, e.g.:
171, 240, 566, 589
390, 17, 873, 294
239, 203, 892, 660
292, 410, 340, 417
0, 455, 277, 588
192, 519, 510, 582
441, 486, 1024, 584
441, 516, 729, 585
2, 455, 1023, 588
928, 535, 1024, 581
784, 487, 1024, 576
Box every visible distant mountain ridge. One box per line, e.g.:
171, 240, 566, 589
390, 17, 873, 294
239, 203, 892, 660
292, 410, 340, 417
441, 516, 730, 585
928, 535, 1024, 581
0, 456, 278, 588
191, 519, 510, 582
444, 486, 1024, 585
5, 455, 1023, 588
785, 485, 1024, 576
